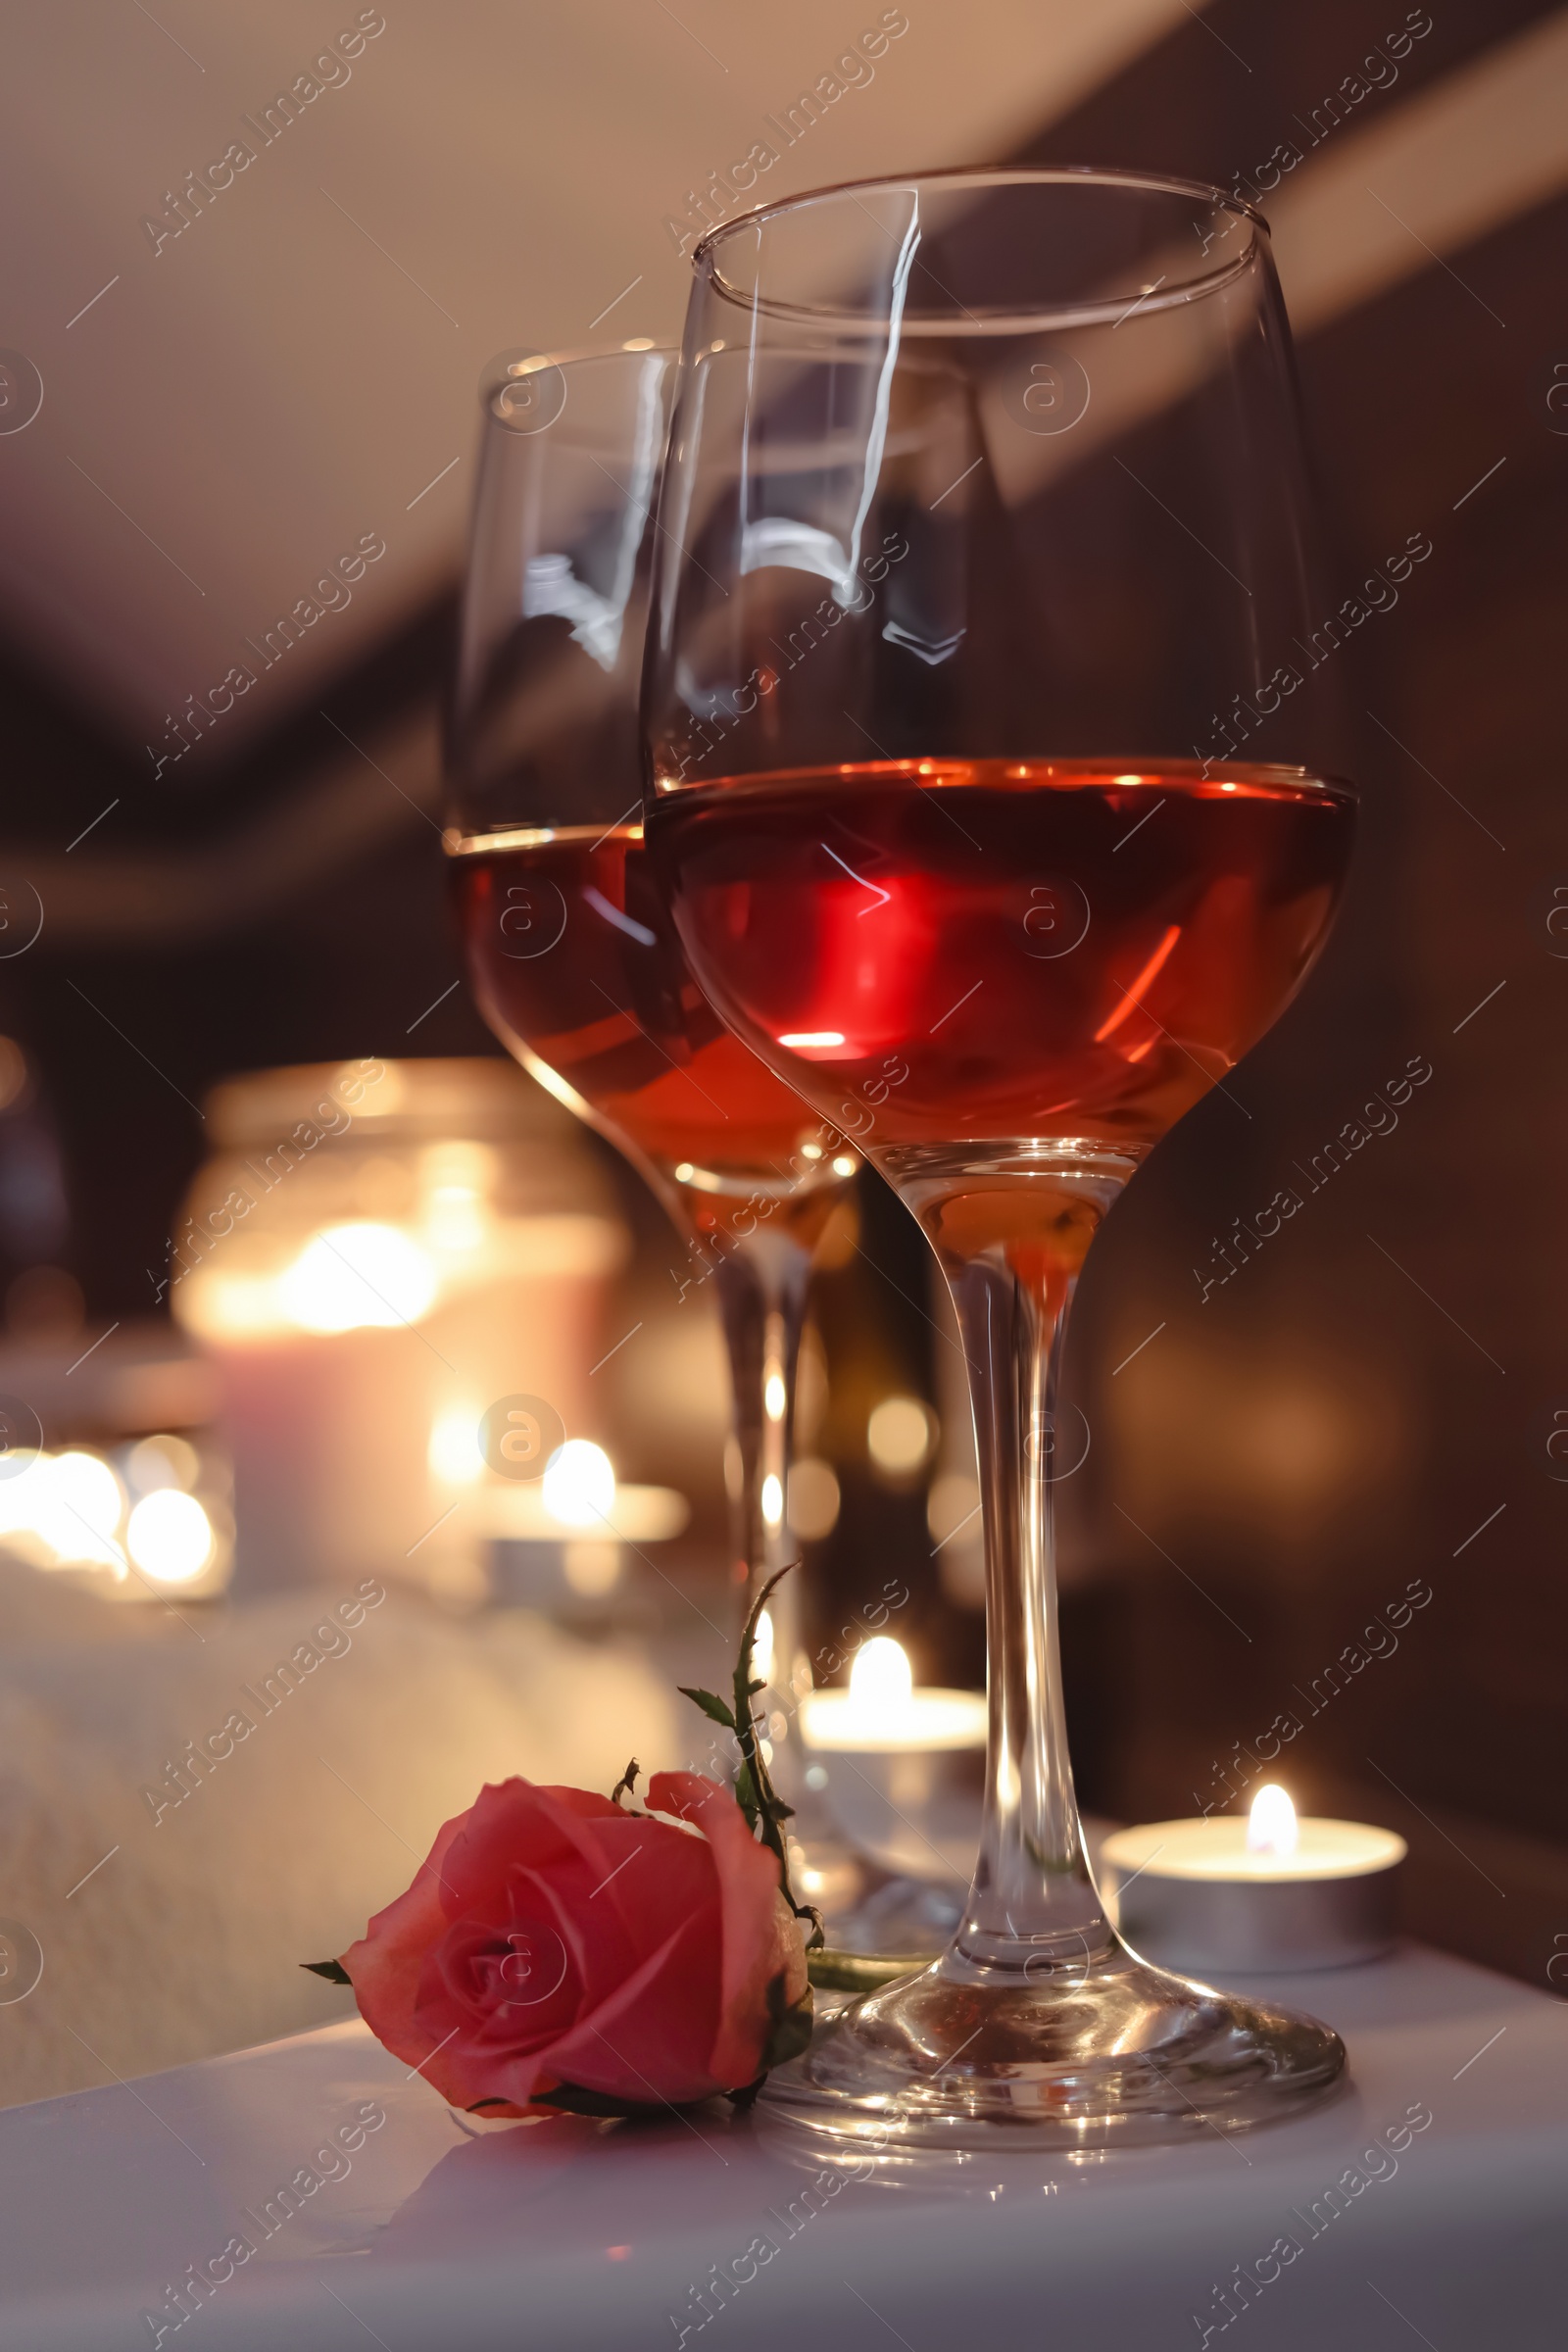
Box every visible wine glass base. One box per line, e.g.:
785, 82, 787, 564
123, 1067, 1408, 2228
766, 1942, 1346, 2151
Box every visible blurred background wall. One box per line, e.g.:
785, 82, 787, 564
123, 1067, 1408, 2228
0, 0, 1564, 2032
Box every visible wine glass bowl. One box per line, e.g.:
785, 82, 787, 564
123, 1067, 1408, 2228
448, 346, 853, 1240
645, 170, 1354, 2142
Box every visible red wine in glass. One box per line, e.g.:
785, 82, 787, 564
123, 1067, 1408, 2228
654, 758, 1353, 1169
453, 822, 854, 1243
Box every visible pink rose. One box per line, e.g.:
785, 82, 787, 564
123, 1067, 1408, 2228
339, 1771, 807, 2116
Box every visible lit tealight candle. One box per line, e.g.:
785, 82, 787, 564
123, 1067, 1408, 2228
1101, 1785, 1407, 1973
799, 1638, 988, 1753
798, 1640, 986, 1882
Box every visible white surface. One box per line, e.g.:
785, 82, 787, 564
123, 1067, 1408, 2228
0, 1944, 1560, 2348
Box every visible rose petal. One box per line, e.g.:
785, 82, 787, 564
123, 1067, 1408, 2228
581, 1817, 716, 1981
422, 1912, 582, 2054
647, 1771, 807, 2085
436, 1783, 623, 1924
339, 1808, 469, 2070
537, 1901, 724, 2107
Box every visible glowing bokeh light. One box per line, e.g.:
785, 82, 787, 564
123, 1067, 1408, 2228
278, 1223, 438, 1334
127, 1490, 215, 1585
542, 1440, 615, 1527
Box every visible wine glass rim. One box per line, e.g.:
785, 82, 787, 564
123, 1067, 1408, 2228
693, 164, 1268, 333
479, 340, 676, 406
697, 162, 1268, 256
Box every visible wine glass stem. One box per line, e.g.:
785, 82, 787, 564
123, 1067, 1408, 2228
713, 1230, 811, 1669
944, 1249, 1114, 1974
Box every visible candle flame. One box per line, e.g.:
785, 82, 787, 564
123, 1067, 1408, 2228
850, 1636, 912, 1716
1247, 1783, 1298, 1857
278, 1222, 438, 1335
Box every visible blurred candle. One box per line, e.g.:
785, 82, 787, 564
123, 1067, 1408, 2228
172, 1060, 626, 1598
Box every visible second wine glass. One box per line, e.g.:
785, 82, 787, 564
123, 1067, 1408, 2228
445, 344, 858, 1849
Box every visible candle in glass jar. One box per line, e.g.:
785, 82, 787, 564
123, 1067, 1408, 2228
1100, 1786, 1406, 1972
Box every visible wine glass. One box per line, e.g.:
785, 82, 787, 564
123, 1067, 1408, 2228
445, 344, 858, 1845
644, 171, 1355, 2143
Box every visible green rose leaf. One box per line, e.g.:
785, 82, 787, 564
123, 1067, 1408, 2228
678, 1686, 736, 1731
301, 1958, 353, 1985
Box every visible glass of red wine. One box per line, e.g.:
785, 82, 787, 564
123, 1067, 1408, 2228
644, 171, 1356, 2143
445, 345, 858, 1832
